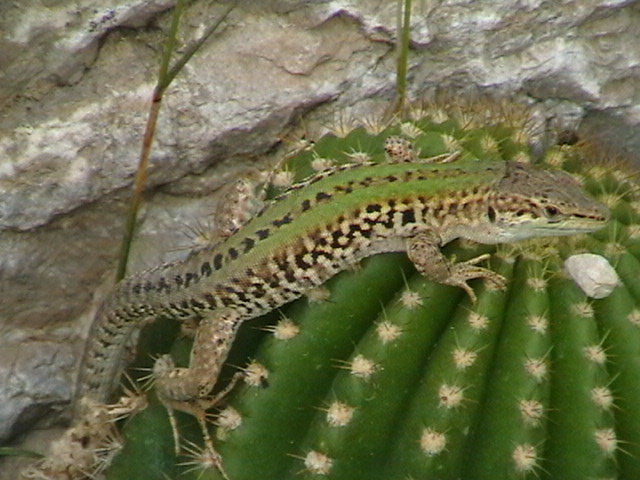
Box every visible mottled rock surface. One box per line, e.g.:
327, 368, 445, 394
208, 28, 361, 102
1, 0, 639, 473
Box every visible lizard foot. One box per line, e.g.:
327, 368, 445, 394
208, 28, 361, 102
407, 231, 506, 303
444, 253, 506, 303
153, 355, 236, 479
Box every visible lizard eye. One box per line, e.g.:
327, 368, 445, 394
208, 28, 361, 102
544, 206, 560, 219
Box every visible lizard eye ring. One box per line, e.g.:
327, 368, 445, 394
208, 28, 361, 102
544, 206, 560, 218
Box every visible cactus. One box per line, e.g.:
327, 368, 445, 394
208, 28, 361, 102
106, 103, 640, 480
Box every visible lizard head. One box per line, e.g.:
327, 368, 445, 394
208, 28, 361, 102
488, 162, 609, 243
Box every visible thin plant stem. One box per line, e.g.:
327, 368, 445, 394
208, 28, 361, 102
116, 0, 238, 280
396, 0, 412, 117
384, 0, 413, 121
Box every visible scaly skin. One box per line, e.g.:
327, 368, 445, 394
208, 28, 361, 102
77, 152, 608, 410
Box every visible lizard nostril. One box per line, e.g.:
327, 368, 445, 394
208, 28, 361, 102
487, 206, 497, 223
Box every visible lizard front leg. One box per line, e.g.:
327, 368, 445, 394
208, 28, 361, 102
407, 230, 505, 303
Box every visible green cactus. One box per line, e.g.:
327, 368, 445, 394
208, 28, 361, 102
106, 105, 640, 480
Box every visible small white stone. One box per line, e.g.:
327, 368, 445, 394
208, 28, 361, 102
564, 254, 619, 299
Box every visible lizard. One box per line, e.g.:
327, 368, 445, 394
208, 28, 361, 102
74, 136, 609, 472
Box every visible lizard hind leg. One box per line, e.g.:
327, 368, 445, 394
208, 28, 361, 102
152, 309, 243, 478
406, 231, 506, 303
153, 309, 242, 404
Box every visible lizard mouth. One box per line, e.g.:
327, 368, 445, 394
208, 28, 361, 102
496, 218, 607, 243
